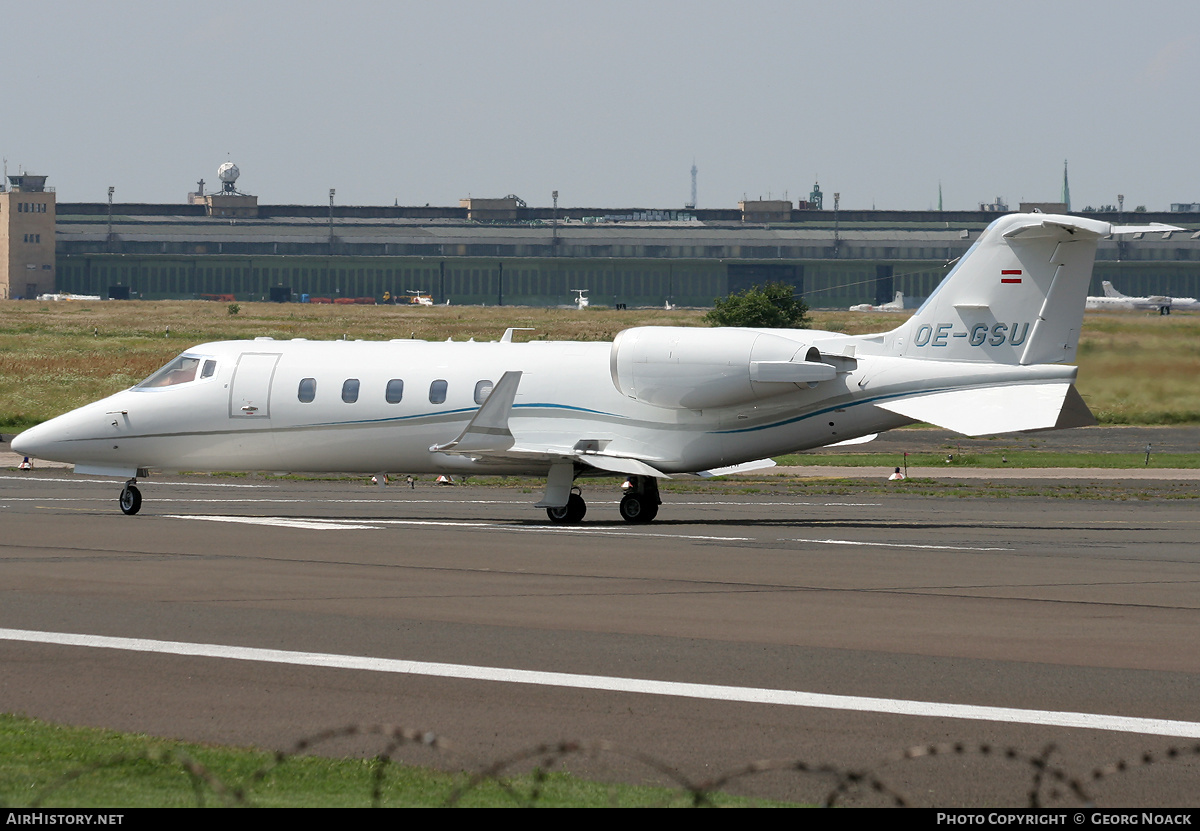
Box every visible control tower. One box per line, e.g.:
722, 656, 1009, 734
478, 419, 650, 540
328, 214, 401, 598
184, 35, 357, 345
0, 172, 56, 299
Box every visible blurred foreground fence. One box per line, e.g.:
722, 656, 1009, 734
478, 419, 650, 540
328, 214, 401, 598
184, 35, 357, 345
18, 725, 1200, 808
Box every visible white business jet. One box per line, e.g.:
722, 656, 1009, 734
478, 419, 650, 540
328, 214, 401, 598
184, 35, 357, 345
13, 213, 1174, 524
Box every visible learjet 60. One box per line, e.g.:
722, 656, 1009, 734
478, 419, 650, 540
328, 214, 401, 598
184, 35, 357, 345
14, 213, 1170, 523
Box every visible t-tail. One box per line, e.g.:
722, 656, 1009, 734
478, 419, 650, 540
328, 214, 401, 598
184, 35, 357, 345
888, 213, 1112, 366
869, 213, 1179, 436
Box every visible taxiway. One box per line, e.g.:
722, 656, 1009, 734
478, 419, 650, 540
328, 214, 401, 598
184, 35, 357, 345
2, 471, 1199, 806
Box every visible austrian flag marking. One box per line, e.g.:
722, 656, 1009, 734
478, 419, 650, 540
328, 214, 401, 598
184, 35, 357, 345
1000, 269, 1022, 284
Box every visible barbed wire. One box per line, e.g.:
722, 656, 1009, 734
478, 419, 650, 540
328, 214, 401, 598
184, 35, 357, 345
17, 727, 1200, 808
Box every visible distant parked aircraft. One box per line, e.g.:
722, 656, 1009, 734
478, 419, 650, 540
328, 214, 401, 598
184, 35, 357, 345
849, 291, 906, 312
1086, 281, 1200, 314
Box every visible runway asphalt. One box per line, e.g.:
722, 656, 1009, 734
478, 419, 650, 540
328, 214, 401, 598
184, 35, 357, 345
2, 468, 1199, 807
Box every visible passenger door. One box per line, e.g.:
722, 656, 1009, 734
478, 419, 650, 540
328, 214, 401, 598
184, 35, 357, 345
228, 353, 281, 419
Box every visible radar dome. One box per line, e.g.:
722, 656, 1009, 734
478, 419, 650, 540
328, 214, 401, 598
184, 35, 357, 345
217, 162, 240, 184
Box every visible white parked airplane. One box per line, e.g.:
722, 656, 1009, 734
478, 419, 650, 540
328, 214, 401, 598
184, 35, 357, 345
849, 291, 906, 312
13, 213, 1175, 524
571, 289, 590, 310
1098, 281, 1200, 314
1084, 291, 1136, 312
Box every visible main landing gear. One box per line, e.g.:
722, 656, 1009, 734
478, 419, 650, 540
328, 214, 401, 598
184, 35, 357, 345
545, 488, 587, 524
119, 478, 142, 515
619, 475, 660, 524
541, 476, 662, 525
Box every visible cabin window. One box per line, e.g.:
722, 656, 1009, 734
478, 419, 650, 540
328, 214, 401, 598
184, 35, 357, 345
473, 380, 494, 405
385, 379, 404, 404
429, 379, 447, 404
201, 360, 217, 379
136, 356, 201, 388
298, 378, 316, 403
342, 379, 360, 403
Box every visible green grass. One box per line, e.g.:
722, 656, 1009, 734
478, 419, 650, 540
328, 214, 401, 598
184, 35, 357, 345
0, 714, 781, 808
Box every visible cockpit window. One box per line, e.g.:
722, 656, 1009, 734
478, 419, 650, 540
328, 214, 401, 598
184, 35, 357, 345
136, 355, 206, 388
201, 359, 217, 379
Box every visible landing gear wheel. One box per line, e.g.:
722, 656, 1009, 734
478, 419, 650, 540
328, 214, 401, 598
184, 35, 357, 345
119, 484, 142, 515
619, 475, 662, 524
546, 491, 587, 524
619, 494, 658, 524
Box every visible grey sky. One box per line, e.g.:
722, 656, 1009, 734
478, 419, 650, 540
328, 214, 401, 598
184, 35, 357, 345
5, 1, 1197, 211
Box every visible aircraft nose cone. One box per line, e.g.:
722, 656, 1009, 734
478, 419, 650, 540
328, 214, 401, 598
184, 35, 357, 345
11, 414, 79, 463
11, 422, 52, 458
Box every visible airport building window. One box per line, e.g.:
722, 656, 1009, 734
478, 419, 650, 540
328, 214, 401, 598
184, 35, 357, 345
385, 379, 404, 404
298, 378, 316, 403
474, 380, 494, 405
342, 378, 360, 403
429, 379, 447, 404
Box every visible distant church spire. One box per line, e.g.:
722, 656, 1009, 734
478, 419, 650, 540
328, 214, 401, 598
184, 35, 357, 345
1061, 159, 1071, 211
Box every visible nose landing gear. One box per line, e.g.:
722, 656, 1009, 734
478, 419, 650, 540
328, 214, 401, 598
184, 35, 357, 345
119, 479, 142, 515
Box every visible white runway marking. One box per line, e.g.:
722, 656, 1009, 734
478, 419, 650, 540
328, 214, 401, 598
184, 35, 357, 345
669, 500, 882, 507
166, 515, 384, 531
162, 514, 752, 541
519, 526, 754, 542
783, 537, 1014, 552
3, 627, 1198, 739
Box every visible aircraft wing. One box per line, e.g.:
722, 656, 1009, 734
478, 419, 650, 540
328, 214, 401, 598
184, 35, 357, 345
688, 459, 777, 478
430, 368, 779, 480
430, 371, 672, 476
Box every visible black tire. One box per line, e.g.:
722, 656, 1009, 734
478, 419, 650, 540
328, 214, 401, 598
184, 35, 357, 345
619, 494, 658, 524
119, 485, 142, 516
546, 492, 586, 524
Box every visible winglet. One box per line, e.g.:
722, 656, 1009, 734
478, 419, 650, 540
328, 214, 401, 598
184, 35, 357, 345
430, 371, 522, 453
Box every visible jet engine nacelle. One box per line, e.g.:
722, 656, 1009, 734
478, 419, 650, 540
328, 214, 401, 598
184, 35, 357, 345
609, 326, 836, 410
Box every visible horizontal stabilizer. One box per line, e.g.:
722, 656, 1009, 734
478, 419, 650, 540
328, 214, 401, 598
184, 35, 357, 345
430, 370, 522, 454
1110, 223, 1184, 235
877, 383, 1073, 436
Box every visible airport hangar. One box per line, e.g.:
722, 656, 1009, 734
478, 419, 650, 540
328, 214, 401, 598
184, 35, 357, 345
9, 179, 1200, 307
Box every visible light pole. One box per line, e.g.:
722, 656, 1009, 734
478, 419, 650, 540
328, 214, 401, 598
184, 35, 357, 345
328, 188, 336, 249
552, 190, 559, 255
833, 192, 841, 256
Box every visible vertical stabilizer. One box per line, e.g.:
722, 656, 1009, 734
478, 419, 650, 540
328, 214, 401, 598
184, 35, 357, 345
890, 214, 1109, 365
